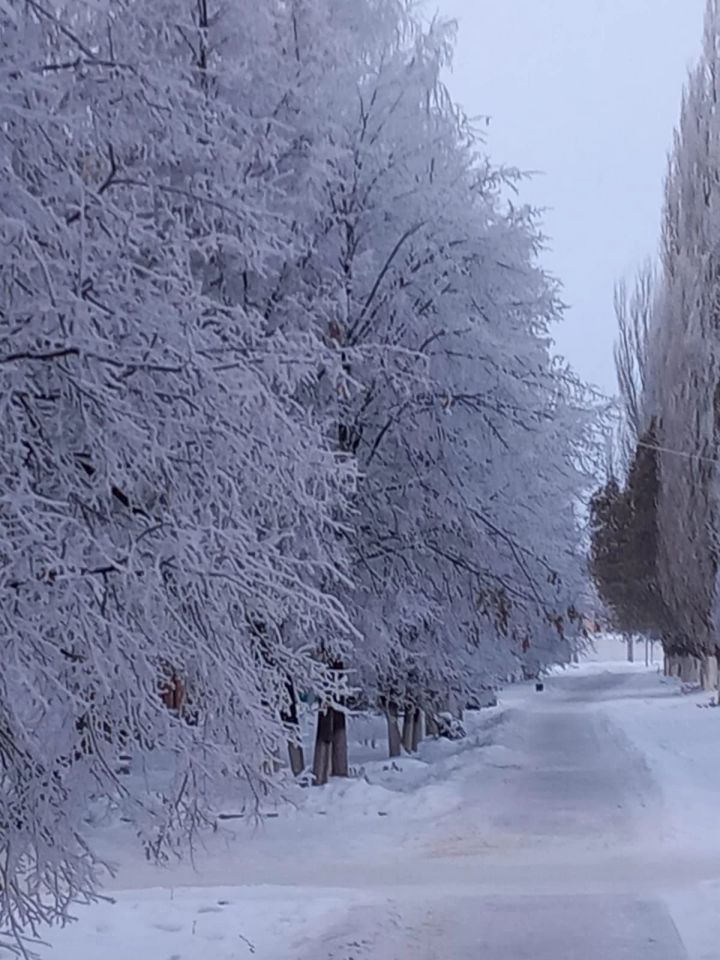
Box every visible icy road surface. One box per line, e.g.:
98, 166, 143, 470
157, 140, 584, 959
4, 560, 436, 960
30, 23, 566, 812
29, 663, 720, 959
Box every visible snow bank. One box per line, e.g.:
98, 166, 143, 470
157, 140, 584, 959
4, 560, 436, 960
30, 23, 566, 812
3, 887, 355, 960
598, 669, 718, 852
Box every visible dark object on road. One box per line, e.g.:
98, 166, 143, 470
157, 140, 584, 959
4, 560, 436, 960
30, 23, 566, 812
535, 681, 544, 692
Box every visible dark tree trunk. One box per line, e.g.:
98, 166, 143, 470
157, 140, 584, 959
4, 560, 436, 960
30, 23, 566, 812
288, 742, 305, 777
402, 704, 416, 753
385, 701, 402, 758
312, 660, 348, 785
281, 679, 305, 776
328, 660, 348, 778
330, 707, 348, 777
425, 711, 439, 738
312, 709, 333, 786
411, 707, 423, 752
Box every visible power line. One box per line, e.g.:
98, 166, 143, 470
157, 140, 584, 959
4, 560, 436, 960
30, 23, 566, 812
637, 439, 720, 465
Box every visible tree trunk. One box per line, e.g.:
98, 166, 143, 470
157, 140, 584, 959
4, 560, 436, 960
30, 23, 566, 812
679, 655, 690, 682
700, 654, 719, 693
282, 680, 305, 776
425, 711, 439, 738
312, 709, 333, 786
330, 707, 348, 777
411, 708, 423, 752
288, 742, 305, 777
679, 655, 700, 684
627, 637, 634, 662
402, 705, 415, 754
385, 701, 402, 758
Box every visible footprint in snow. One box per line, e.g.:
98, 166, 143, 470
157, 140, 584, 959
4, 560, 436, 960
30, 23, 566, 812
153, 922, 184, 933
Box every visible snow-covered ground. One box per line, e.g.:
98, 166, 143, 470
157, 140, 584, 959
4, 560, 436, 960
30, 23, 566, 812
13, 650, 720, 959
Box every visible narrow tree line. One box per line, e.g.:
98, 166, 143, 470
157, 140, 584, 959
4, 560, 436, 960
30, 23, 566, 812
590, 0, 720, 691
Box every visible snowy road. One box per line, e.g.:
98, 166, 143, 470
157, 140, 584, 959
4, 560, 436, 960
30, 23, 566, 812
302, 669, 691, 959
37, 664, 720, 959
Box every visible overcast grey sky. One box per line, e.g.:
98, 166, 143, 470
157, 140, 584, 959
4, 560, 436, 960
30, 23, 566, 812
435, 0, 706, 393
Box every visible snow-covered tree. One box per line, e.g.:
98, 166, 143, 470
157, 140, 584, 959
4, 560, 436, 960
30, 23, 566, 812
589, 263, 668, 642
255, 5, 598, 762
613, 264, 656, 465
0, 0, 354, 942
642, 0, 720, 672
599, 0, 720, 687
0, 0, 601, 943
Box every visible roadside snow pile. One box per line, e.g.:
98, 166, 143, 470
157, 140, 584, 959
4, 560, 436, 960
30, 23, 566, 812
6, 700, 514, 958
290, 708, 507, 828
600, 670, 720, 853
550, 658, 659, 677
79, 704, 509, 894
1, 887, 356, 960
271, 705, 506, 818
579, 663, 720, 960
